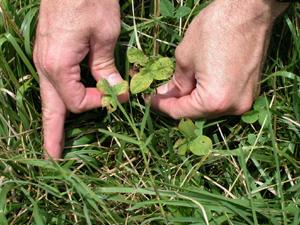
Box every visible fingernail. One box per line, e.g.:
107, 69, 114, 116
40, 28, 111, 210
157, 83, 168, 94
107, 73, 123, 86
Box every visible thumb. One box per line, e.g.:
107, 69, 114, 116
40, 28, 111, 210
89, 42, 129, 104
155, 65, 196, 98
146, 63, 196, 119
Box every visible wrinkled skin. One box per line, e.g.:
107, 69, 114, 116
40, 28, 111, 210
147, 0, 289, 119
33, 0, 128, 159
33, 0, 289, 159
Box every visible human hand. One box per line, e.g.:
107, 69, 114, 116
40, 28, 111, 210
148, 0, 289, 120
33, 0, 128, 159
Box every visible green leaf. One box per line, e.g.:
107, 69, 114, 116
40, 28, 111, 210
127, 48, 148, 66
247, 134, 256, 145
97, 78, 110, 94
174, 138, 186, 149
67, 134, 95, 146
16, 80, 32, 130
258, 110, 270, 128
253, 96, 266, 110
99, 129, 140, 145
149, 57, 173, 80
174, 6, 191, 19
178, 118, 198, 138
0, 183, 14, 225
108, 98, 118, 114
177, 143, 188, 155
97, 79, 128, 113
101, 95, 118, 114
112, 80, 129, 96
33, 203, 45, 225
102, 95, 111, 108
241, 110, 260, 124
194, 118, 206, 136
15, 160, 55, 168
188, 135, 213, 156
160, 0, 174, 17
4, 33, 39, 82
130, 71, 153, 94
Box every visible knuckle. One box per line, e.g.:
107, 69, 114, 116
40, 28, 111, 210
202, 90, 234, 114
203, 90, 254, 116
175, 44, 190, 69
35, 52, 58, 76
171, 78, 192, 97
205, 93, 231, 114
101, 20, 120, 41
233, 98, 254, 115
42, 107, 66, 123
66, 101, 85, 114
41, 58, 56, 75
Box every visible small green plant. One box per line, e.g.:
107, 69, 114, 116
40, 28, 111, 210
174, 118, 213, 156
160, 0, 192, 20
241, 96, 272, 127
96, 78, 129, 113
127, 48, 174, 94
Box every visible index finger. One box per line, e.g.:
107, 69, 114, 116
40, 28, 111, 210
39, 76, 67, 159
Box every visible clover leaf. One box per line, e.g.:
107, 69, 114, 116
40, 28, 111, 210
96, 78, 129, 113
174, 118, 213, 156
127, 48, 174, 94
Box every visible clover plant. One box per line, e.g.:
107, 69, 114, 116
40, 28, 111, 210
174, 118, 213, 156
96, 78, 129, 113
127, 48, 174, 94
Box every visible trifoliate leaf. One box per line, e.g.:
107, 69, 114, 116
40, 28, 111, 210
108, 98, 118, 114
174, 138, 186, 149
130, 71, 153, 94
150, 57, 173, 80
102, 96, 118, 114
253, 96, 266, 110
247, 134, 257, 145
188, 135, 212, 156
174, 6, 191, 19
178, 118, 198, 138
112, 80, 129, 96
127, 48, 148, 66
160, 0, 174, 17
177, 144, 188, 155
258, 135, 268, 144
258, 110, 271, 128
97, 79, 128, 113
241, 110, 260, 124
96, 78, 110, 94
102, 95, 111, 108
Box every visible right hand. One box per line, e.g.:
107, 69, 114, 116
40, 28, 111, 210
33, 0, 128, 159
148, 0, 289, 120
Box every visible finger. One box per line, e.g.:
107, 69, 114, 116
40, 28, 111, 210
149, 89, 199, 120
88, 32, 129, 104
54, 66, 107, 114
149, 88, 223, 120
146, 59, 196, 116
39, 75, 67, 159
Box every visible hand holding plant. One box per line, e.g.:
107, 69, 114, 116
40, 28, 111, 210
33, 0, 128, 159
147, 0, 289, 120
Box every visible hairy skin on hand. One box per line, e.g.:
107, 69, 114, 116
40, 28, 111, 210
148, 0, 289, 120
34, 0, 128, 159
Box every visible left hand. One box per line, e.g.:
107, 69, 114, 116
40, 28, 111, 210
33, 0, 127, 159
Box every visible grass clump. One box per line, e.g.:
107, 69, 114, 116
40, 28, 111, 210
0, 0, 300, 224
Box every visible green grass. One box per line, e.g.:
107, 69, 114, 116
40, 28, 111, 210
0, 0, 300, 224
